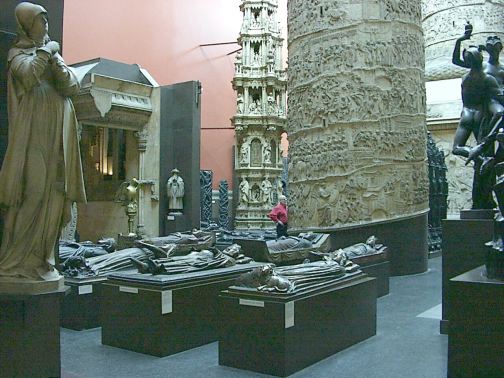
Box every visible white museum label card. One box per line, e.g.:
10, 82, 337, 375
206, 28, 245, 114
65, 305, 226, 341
78, 285, 93, 295
285, 301, 295, 329
167, 215, 175, 221
119, 286, 139, 294
161, 290, 173, 314
239, 298, 265, 308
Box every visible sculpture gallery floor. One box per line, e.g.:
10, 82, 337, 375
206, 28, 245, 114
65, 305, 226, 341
61, 257, 447, 378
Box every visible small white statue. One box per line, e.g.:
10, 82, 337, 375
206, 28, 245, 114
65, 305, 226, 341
260, 177, 273, 205
263, 143, 272, 164
237, 93, 244, 114
239, 177, 250, 205
267, 93, 276, 114
166, 168, 184, 211
240, 143, 249, 165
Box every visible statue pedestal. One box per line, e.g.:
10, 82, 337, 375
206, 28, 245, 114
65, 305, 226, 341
448, 266, 504, 377
460, 209, 495, 220
100, 263, 263, 357
61, 276, 107, 330
486, 247, 504, 280
164, 212, 188, 234
218, 275, 376, 376
117, 233, 139, 250
0, 287, 67, 377
0, 275, 64, 295
351, 255, 390, 298
440, 214, 493, 334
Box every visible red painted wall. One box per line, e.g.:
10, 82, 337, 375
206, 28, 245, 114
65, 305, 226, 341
63, 0, 287, 188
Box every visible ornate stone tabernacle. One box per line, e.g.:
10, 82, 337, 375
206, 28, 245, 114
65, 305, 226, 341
287, 1, 429, 232
233, 0, 286, 229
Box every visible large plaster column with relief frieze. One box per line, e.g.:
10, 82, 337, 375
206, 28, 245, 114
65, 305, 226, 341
423, 0, 504, 215
287, 1, 429, 274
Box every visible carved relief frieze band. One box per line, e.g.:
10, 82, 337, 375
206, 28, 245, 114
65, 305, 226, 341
287, 0, 428, 230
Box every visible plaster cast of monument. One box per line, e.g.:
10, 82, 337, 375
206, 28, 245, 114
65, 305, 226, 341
61, 247, 154, 278
61, 230, 215, 278
260, 177, 273, 206
233, 0, 286, 229
287, 0, 428, 230
130, 244, 253, 275
234, 257, 359, 294
237, 93, 244, 114
240, 141, 250, 165
59, 238, 115, 262
166, 168, 184, 212
239, 177, 250, 206
452, 25, 503, 209
0, 2, 86, 290
263, 143, 272, 164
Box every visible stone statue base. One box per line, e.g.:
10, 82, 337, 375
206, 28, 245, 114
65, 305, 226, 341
485, 248, 504, 280
0, 286, 68, 377
220, 273, 376, 376
117, 233, 139, 250
165, 212, 186, 234
0, 275, 64, 295
460, 209, 495, 220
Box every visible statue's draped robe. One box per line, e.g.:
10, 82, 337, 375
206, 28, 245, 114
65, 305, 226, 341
167, 176, 184, 210
0, 47, 86, 280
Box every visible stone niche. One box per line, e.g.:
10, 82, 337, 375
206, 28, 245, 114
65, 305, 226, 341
71, 58, 160, 241
287, 1, 429, 275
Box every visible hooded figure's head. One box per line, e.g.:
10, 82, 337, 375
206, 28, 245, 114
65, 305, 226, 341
14, 2, 49, 48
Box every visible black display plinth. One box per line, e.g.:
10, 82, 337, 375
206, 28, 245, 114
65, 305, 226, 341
61, 277, 106, 330
358, 260, 389, 297
440, 216, 493, 334
324, 213, 428, 276
448, 266, 504, 378
100, 263, 263, 357
0, 288, 67, 378
219, 274, 377, 377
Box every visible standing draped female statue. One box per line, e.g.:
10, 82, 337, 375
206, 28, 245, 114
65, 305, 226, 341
0, 2, 86, 284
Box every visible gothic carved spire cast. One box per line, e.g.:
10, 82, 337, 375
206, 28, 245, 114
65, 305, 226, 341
234, 0, 286, 229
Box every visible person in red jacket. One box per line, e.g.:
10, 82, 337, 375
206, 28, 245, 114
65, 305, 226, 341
268, 195, 288, 238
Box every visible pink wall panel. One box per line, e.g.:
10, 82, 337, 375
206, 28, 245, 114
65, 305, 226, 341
63, 0, 287, 189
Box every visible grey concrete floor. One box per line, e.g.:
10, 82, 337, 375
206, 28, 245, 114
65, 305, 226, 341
61, 257, 447, 378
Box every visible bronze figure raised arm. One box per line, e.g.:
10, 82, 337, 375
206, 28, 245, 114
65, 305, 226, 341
451, 23, 503, 209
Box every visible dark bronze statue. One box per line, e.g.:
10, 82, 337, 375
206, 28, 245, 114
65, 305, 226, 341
452, 23, 504, 209
467, 125, 504, 279
427, 133, 448, 255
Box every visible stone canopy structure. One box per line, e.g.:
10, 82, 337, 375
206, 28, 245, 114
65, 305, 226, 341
287, 0, 429, 232
233, 0, 286, 229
